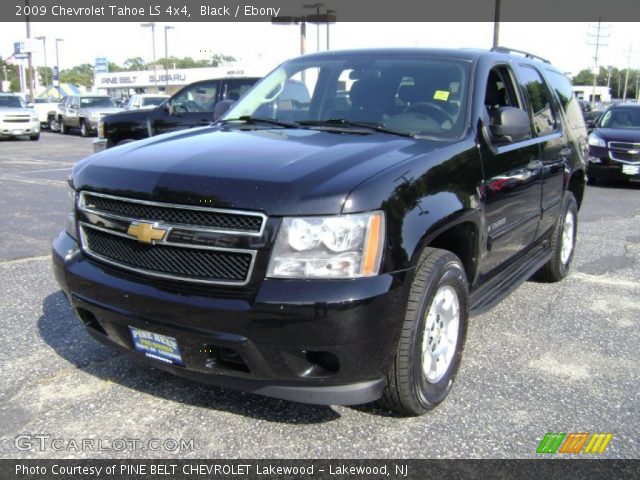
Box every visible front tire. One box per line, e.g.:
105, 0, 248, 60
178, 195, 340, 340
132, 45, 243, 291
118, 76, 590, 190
381, 248, 469, 416
535, 192, 578, 282
59, 119, 67, 134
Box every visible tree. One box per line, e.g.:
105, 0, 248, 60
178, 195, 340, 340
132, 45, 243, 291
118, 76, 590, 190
572, 69, 594, 86
124, 57, 146, 71
60, 63, 94, 88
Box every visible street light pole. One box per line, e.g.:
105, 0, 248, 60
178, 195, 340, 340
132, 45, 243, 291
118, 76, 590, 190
55, 38, 63, 96
141, 22, 157, 92
164, 26, 174, 91
326, 9, 336, 50
25, 0, 35, 100
35, 36, 47, 87
304, 3, 324, 52
492, 0, 501, 48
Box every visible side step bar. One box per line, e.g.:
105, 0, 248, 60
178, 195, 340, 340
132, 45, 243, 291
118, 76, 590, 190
470, 245, 552, 316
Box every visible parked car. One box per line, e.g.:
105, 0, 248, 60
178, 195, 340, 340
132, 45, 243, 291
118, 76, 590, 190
0, 93, 40, 140
578, 100, 604, 133
54, 47, 586, 415
587, 103, 640, 184
93, 77, 260, 151
31, 98, 61, 129
125, 93, 170, 111
56, 94, 122, 137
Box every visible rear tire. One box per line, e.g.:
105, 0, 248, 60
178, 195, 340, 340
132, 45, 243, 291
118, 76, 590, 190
380, 248, 469, 416
535, 192, 578, 282
59, 119, 67, 134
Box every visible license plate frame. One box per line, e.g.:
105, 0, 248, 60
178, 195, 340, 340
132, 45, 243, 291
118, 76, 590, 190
129, 326, 184, 366
622, 165, 640, 175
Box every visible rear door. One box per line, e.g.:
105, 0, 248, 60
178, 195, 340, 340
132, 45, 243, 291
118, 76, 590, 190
514, 64, 568, 238
153, 80, 219, 136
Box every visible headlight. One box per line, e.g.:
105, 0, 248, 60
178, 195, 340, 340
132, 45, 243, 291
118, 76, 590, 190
97, 120, 105, 138
267, 211, 385, 279
588, 133, 606, 148
65, 184, 77, 240
89, 112, 100, 120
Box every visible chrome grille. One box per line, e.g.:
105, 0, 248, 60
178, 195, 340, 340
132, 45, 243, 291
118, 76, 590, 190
608, 141, 640, 164
81, 192, 264, 234
77, 191, 263, 285
81, 225, 253, 283
3, 116, 30, 123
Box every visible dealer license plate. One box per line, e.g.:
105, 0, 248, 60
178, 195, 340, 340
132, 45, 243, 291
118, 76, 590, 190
12, 129, 24, 135
129, 327, 183, 365
622, 165, 640, 175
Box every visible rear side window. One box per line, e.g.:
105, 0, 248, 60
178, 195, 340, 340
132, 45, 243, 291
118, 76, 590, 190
516, 65, 558, 136
545, 69, 586, 130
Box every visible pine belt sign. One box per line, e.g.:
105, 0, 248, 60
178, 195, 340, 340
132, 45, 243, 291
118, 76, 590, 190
95, 66, 250, 89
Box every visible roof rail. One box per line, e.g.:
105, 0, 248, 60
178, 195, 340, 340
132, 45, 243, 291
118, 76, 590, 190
491, 46, 551, 64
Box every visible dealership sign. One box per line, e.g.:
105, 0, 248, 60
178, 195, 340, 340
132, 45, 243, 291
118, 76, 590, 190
95, 66, 254, 89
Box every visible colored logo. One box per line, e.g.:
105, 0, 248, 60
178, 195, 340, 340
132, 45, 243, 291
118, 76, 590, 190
537, 433, 613, 454
127, 221, 167, 244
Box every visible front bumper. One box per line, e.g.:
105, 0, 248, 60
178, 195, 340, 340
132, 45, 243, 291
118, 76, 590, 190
0, 119, 40, 137
52, 231, 410, 405
589, 145, 640, 181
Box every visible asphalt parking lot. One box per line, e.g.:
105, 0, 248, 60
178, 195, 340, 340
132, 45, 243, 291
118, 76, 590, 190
0, 132, 638, 459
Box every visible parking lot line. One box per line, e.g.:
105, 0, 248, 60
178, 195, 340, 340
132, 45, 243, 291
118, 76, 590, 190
0, 174, 67, 187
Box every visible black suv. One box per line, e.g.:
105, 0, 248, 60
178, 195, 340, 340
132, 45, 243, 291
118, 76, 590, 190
53, 48, 587, 415
93, 77, 260, 151
587, 103, 640, 183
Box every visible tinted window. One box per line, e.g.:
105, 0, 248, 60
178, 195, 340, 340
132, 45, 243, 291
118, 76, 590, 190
598, 108, 640, 129
141, 96, 167, 107
80, 97, 116, 108
545, 69, 585, 130
172, 82, 218, 112
516, 65, 558, 136
0, 96, 25, 108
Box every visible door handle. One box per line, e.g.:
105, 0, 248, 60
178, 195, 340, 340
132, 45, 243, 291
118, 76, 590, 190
527, 160, 543, 170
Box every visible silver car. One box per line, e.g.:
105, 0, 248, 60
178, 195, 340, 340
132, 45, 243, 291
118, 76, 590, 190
0, 93, 40, 141
57, 95, 122, 137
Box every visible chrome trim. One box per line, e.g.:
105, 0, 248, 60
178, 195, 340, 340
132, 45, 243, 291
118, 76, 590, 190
78, 223, 256, 286
608, 141, 640, 165
79, 191, 267, 237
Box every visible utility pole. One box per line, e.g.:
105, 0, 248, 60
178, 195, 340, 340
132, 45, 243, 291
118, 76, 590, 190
141, 23, 157, 92
587, 18, 609, 105
622, 45, 634, 101
25, 0, 34, 101
164, 25, 174, 91
492, 0, 501, 48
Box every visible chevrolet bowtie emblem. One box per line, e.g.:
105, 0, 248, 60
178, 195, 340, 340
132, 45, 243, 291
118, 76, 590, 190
127, 222, 167, 244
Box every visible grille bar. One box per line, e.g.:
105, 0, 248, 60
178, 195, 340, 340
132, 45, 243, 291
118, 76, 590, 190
80, 191, 265, 236
80, 223, 255, 285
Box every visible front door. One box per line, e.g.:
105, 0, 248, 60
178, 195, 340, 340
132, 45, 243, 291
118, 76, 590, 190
153, 80, 219, 136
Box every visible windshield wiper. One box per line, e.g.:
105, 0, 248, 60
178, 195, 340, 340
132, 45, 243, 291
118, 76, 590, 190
218, 116, 300, 129
298, 119, 416, 138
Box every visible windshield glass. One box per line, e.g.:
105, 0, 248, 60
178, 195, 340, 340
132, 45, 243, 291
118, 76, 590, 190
0, 96, 26, 108
142, 96, 168, 107
223, 54, 471, 138
598, 108, 640, 129
80, 96, 117, 108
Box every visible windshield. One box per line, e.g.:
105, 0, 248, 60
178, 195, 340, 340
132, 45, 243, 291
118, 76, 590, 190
598, 108, 640, 129
142, 96, 168, 107
80, 96, 117, 108
0, 96, 26, 108
223, 54, 470, 138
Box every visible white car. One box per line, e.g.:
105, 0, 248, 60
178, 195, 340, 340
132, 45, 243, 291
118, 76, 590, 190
32, 98, 61, 129
125, 94, 170, 111
0, 93, 40, 140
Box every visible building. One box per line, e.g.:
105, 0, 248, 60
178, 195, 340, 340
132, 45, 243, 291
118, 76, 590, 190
572, 85, 612, 104
94, 65, 265, 100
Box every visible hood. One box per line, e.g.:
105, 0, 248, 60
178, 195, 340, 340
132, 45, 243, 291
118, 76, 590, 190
0, 107, 35, 116
73, 126, 442, 215
595, 127, 640, 143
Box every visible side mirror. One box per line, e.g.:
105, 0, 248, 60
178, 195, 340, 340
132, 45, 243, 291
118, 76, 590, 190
586, 119, 596, 129
213, 100, 235, 121
70, 104, 79, 110
164, 101, 173, 115
489, 107, 531, 144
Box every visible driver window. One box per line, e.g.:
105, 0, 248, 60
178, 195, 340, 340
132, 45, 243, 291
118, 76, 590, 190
172, 82, 218, 113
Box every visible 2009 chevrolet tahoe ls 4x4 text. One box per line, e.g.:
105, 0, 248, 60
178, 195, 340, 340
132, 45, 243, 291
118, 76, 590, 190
53, 48, 587, 415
